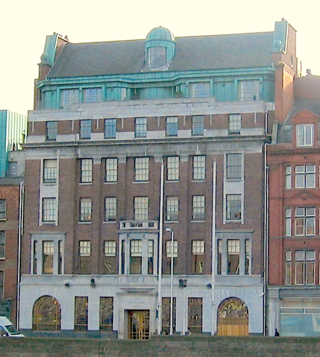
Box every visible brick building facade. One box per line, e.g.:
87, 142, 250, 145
268, 73, 320, 336
20, 20, 296, 337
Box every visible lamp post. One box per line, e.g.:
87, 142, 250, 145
165, 227, 174, 336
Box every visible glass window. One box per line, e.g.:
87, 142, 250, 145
193, 156, 205, 180
295, 165, 315, 188
285, 251, 291, 285
42, 241, 54, 274
192, 240, 204, 274
104, 241, 116, 256
245, 240, 250, 275
0, 271, 3, 300
295, 207, 315, 236
285, 208, 292, 236
239, 81, 260, 101
105, 197, 117, 222
0, 200, 6, 220
188, 298, 202, 333
296, 124, 313, 147
80, 120, 92, 139
42, 198, 56, 223
217, 240, 222, 275
134, 197, 148, 220
130, 240, 142, 274
192, 195, 205, 220
166, 117, 178, 136
226, 194, 242, 221
60, 89, 79, 107
83, 88, 101, 103
135, 118, 147, 138
166, 197, 179, 221
0, 232, 5, 259
79, 198, 92, 222
80, 159, 93, 183
104, 241, 117, 274
190, 82, 210, 98
148, 46, 167, 69
166, 156, 179, 181
227, 239, 240, 275
74, 297, 88, 330
135, 158, 149, 181
226, 153, 242, 179
192, 116, 204, 136
162, 297, 176, 334
105, 158, 118, 182
148, 240, 154, 275
46, 121, 57, 141
229, 114, 241, 133
166, 240, 178, 258
285, 166, 292, 189
43, 159, 57, 184
295, 250, 315, 285
79, 241, 91, 274
105, 119, 117, 139
100, 297, 113, 331
33, 241, 38, 274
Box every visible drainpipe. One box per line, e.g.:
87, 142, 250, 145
17, 181, 24, 328
157, 159, 164, 335
211, 159, 217, 335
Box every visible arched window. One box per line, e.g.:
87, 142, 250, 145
33, 295, 61, 331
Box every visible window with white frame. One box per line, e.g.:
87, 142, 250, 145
226, 153, 242, 180
229, 114, 241, 134
46, 122, 57, 141
135, 118, 147, 138
79, 241, 91, 274
166, 117, 178, 136
239, 81, 260, 101
105, 197, 117, 222
104, 119, 117, 139
166, 156, 179, 181
104, 241, 117, 274
166, 197, 179, 221
105, 158, 118, 182
192, 116, 204, 136
166, 239, 178, 274
285, 251, 291, 285
130, 240, 142, 274
42, 198, 56, 223
148, 46, 167, 69
148, 240, 154, 274
285, 166, 292, 189
192, 195, 205, 220
295, 165, 315, 188
43, 159, 57, 184
296, 124, 314, 147
190, 82, 210, 98
79, 198, 92, 222
135, 158, 149, 181
193, 156, 205, 180
226, 194, 242, 221
295, 250, 315, 285
134, 197, 148, 220
192, 240, 204, 274
0, 271, 4, 299
60, 89, 79, 107
80, 159, 93, 183
32, 235, 64, 275
83, 88, 102, 103
285, 208, 292, 236
227, 239, 240, 275
0, 200, 6, 220
80, 120, 92, 139
0, 231, 5, 259
295, 207, 315, 236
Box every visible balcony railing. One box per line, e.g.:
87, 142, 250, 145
119, 220, 158, 230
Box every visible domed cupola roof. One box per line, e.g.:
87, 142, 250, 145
146, 26, 175, 42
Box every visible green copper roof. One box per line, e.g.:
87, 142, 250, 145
146, 26, 175, 42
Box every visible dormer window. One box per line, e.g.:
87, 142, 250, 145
148, 47, 167, 69
296, 124, 313, 147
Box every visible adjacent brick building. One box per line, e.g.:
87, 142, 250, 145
20, 20, 297, 338
268, 73, 320, 336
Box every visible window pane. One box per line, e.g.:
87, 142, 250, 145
105, 158, 118, 182
42, 198, 56, 222
166, 197, 179, 221
100, 297, 113, 331
75, 297, 88, 330
135, 118, 147, 138
80, 198, 92, 222
188, 298, 202, 333
134, 197, 148, 220
105, 119, 117, 138
0, 232, 5, 258
80, 159, 93, 183
239, 81, 260, 101
229, 115, 241, 133
192, 116, 204, 136
227, 240, 240, 275
80, 120, 92, 139
192, 196, 205, 220
166, 117, 178, 136
83, 88, 101, 103
148, 46, 166, 69
0, 200, 6, 220
226, 194, 241, 221
193, 156, 205, 180
190, 82, 210, 98
135, 158, 149, 181
167, 157, 179, 181
46, 122, 57, 141
226, 153, 242, 179
42, 241, 54, 274
43, 159, 57, 183
105, 198, 117, 221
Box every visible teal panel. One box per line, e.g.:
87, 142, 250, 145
215, 82, 234, 102
140, 87, 171, 100
41, 34, 58, 66
0, 110, 8, 177
272, 20, 288, 53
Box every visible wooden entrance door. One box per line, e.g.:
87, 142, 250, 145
217, 297, 249, 336
128, 310, 150, 339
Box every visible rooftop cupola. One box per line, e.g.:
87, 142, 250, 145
143, 26, 176, 71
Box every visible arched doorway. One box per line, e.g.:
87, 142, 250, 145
33, 295, 61, 331
217, 297, 248, 336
